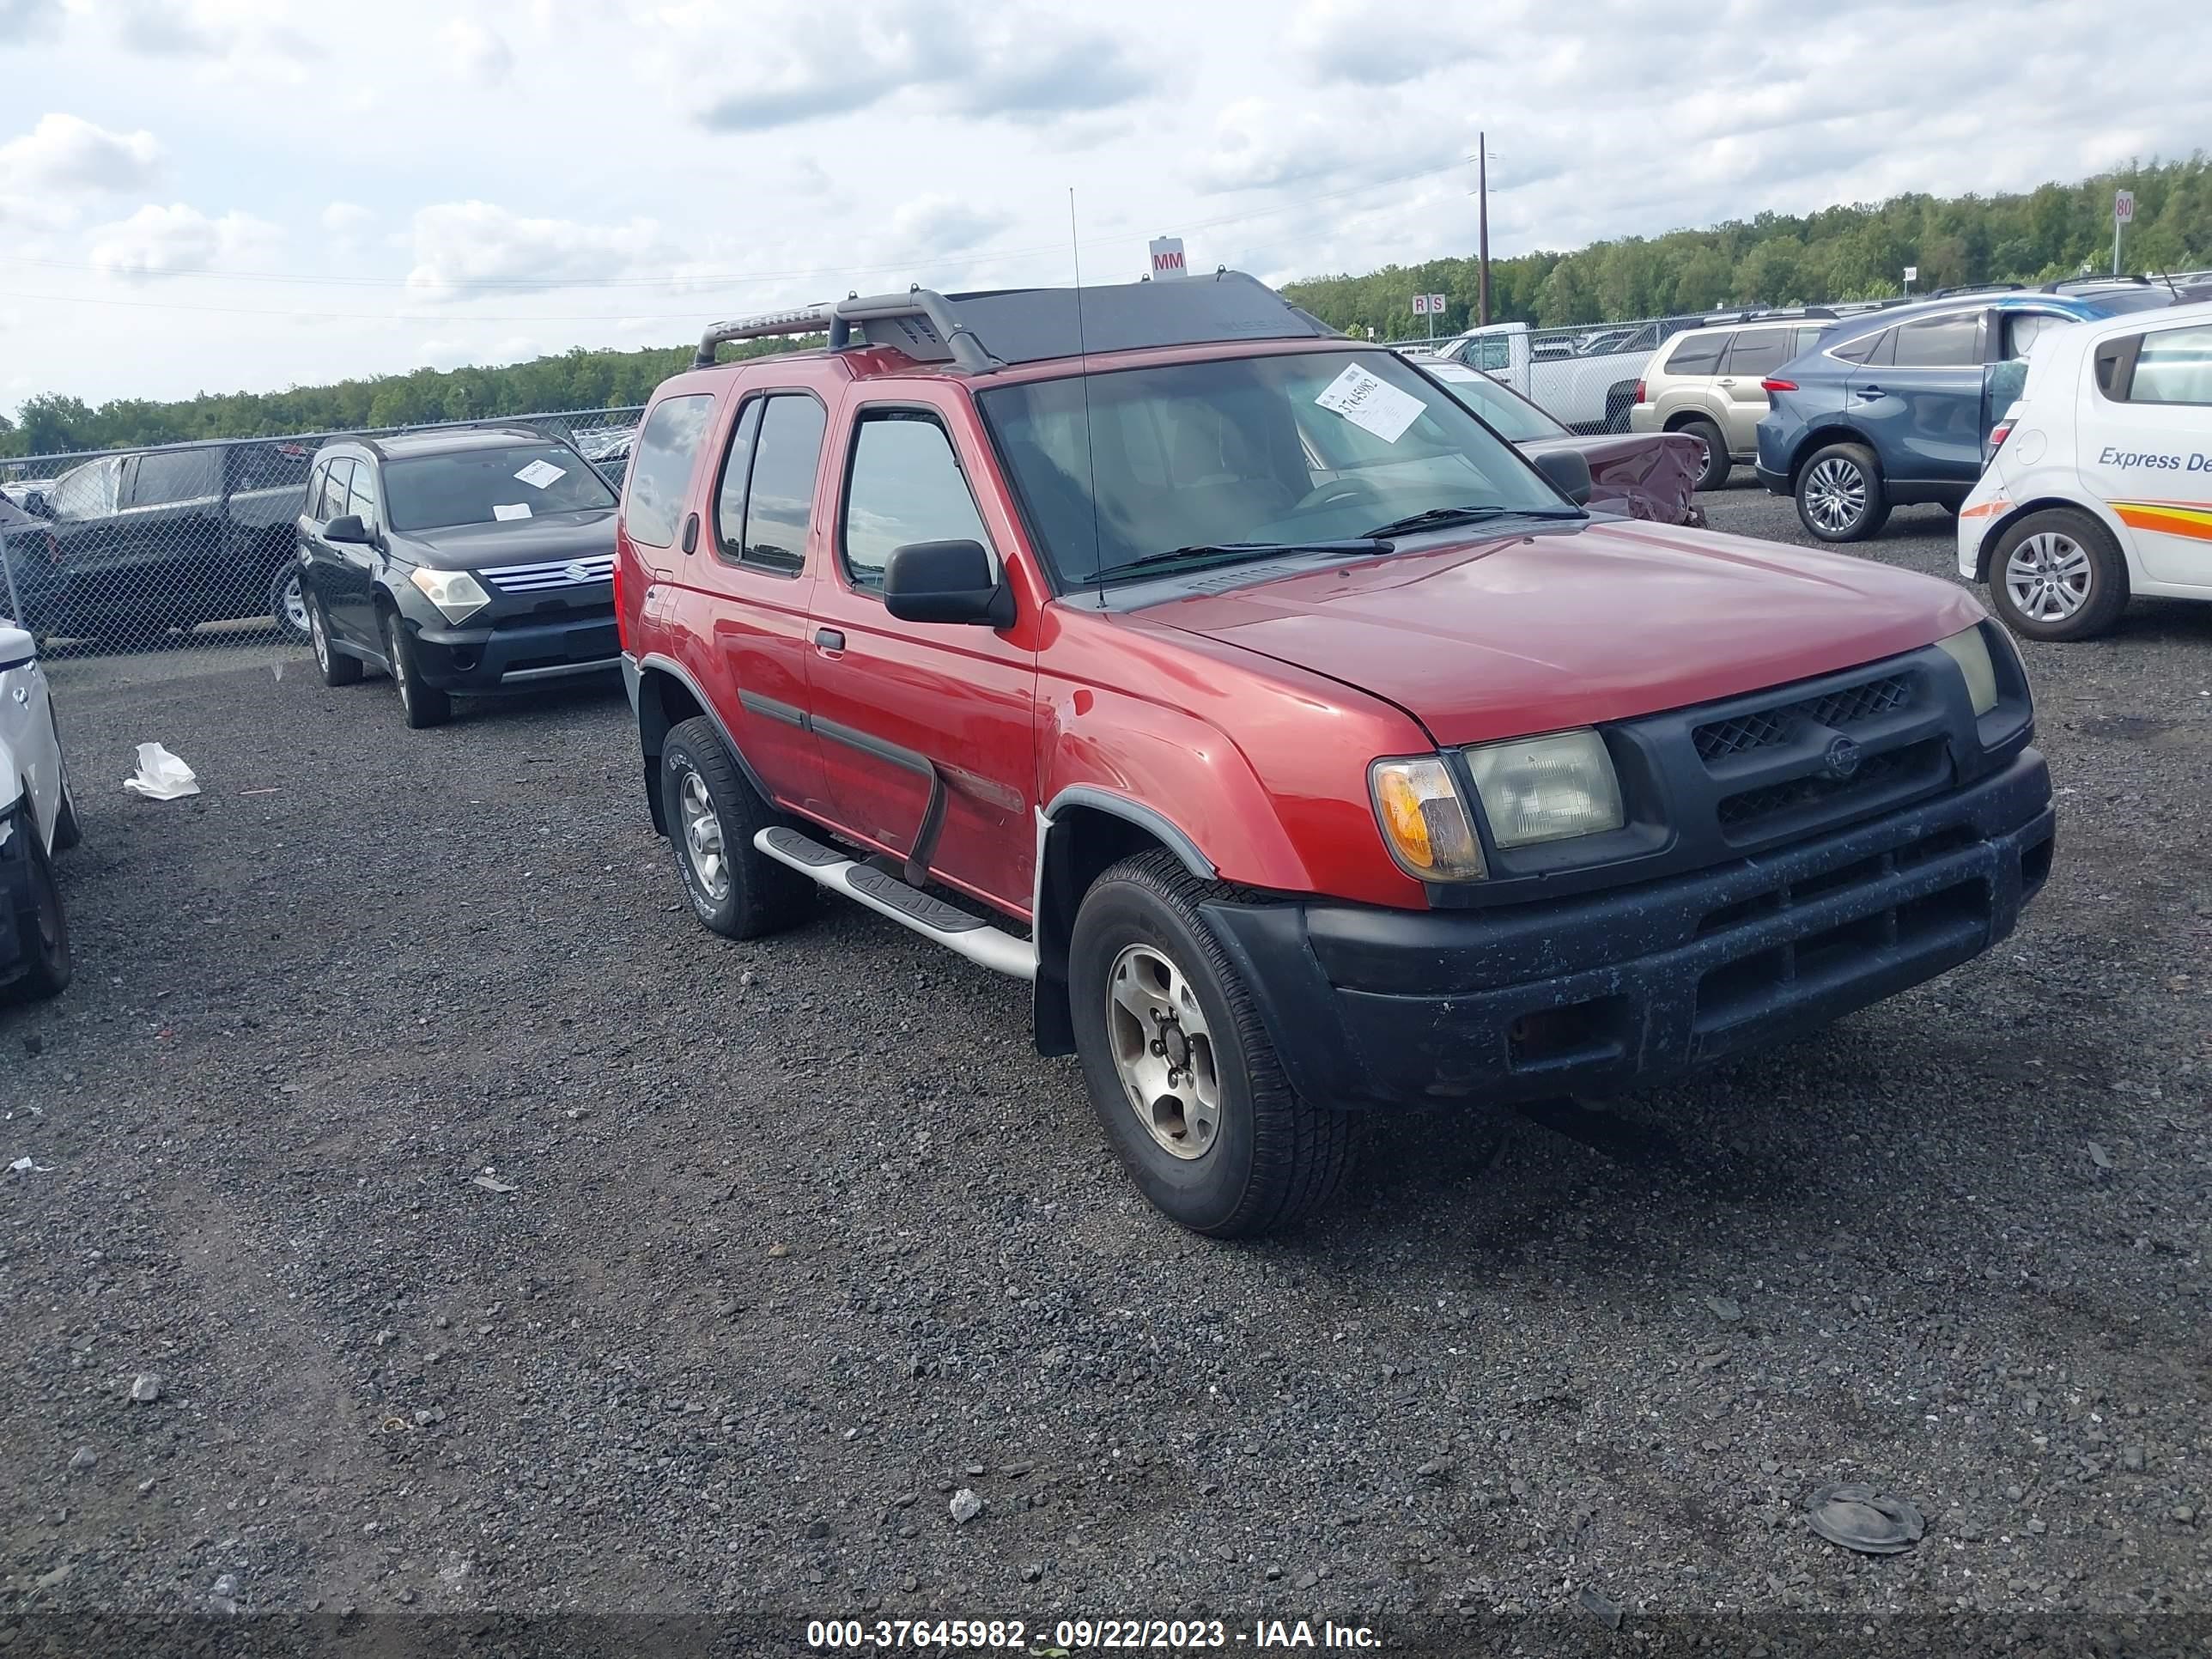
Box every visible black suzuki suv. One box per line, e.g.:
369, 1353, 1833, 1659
295, 425, 620, 727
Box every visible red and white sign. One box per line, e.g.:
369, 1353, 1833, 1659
1411, 294, 1431, 315
1149, 236, 1188, 278
2114, 190, 2136, 225
1428, 292, 1446, 313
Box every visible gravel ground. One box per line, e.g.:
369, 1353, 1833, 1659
3, 489, 2209, 1655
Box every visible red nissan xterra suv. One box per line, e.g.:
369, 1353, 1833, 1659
617, 273, 2053, 1237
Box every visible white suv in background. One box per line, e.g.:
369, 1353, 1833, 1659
1629, 313, 1835, 490
1959, 298, 2212, 641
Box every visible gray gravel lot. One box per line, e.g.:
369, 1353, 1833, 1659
3, 486, 2209, 1652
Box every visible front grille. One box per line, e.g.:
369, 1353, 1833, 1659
1715, 738, 1942, 830
1693, 673, 1911, 761
483, 554, 615, 593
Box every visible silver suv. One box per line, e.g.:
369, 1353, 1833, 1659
1629, 314, 1835, 489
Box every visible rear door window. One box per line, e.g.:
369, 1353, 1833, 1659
1719, 329, 1792, 378
345, 461, 381, 529
1888, 311, 1984, 368
1663, 331, 1729, 375
624, 393, 717, 548
733, 396, 827, 575
128, 447, 222, 508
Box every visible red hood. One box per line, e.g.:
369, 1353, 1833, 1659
1134, 520, 1987, 747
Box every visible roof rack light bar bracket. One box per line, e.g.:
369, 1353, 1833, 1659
830, 290, 1003, 372
693, 302, 838, 369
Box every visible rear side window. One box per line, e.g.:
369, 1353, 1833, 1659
2125, 323, 2212, 405
734, 396, 828, 575
1662, 332, 1728, 375
48, 457, 121, 520
711, 398, 766, 566
129, 448, 222, 507
1719, 330, 1792, 378
625, 393, 716, 548
2002, 313, 2068, 361
841, 411, 990, 594
312, 459, 355, 520
1829, 328, 1885, 365
1888, 311, 1983, 368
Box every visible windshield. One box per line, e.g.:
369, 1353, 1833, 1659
1429, 367, 1566, 442
383, 443, 616, 532
976, 349, 1568, 586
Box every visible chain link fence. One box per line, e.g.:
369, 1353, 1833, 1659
0, 406, 641, 669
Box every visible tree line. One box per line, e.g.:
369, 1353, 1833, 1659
4, 158, 2207, 462
1283, 157, 2209, 340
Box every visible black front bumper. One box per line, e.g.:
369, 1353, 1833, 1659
1201, 750, 2054, 1109
404, 608, 621, 693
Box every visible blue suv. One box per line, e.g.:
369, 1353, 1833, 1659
1754, 279, 2192, 542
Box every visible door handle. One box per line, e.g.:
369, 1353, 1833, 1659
1856, 385, 1887, 398
813, 628, 845, 653
681, 513, 699, 556
1717, 378, 1736, 387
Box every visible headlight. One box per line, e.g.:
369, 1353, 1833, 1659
1935, 624, 1998, 717
1370, 757, 1486, 882
409, 567, 492, 625
1463, 728, 1624, 849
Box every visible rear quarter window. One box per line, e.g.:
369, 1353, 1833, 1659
624, 393, 717, 548
1662, 332, 1728, 376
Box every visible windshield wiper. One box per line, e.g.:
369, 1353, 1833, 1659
1361, 504, 1587, 538
1089, 539, 1393, 583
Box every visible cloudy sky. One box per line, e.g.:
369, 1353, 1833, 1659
0, 0, 2203, 411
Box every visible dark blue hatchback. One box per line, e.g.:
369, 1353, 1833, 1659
1754, 279, 2191, 542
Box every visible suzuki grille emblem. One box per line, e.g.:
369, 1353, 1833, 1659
563, 561, 593, 583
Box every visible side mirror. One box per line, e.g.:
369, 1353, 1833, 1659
1534, 447, 1593, 507
882, 539, 1012, 627
324, 513, 370, 544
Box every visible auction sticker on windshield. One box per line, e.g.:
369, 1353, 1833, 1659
514, 459, 567, 489
1315, 363, 1425, 443
493, 502, 532, 521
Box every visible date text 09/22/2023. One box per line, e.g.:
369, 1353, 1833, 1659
805, 1617, 1382, 1650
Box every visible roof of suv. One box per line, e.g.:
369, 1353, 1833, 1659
1814, 289, 2120, 353
330, 424, 566, 462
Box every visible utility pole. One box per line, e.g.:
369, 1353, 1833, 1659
1476, 131, 1492, 327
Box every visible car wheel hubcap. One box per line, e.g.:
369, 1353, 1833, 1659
2004, 532, 2092, 622
1804, 458, 1866, 532
282, 576, 309, 634
388, 626, 409, 704
677, 768, 729, 903
310, 606, 328, 668
1106, 943, 1220, 1162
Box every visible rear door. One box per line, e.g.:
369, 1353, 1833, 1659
1847, 307, 1987, 483
804, 386, 1040, 914
329, 460, 385, 645
1715, 327, 1795, 453
2087, 319, 2212, 587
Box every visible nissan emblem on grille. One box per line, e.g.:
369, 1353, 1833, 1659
1823, 736, 1863, 780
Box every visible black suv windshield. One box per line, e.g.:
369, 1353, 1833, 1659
383, 443, 616, 533
977, 349, 1570, 586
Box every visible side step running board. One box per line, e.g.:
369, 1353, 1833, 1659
755, 826, 1036, 981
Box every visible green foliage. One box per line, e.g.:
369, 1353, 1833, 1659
0, 336, 817, 461
1284, 157, 2211, 339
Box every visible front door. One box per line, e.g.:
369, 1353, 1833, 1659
1848, 307, 1988, 483
804, 390, 1040, 915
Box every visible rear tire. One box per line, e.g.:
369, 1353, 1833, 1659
5, 815, 71, 1003
49, 719, 82, 854
269, 561, 311, 645
1987, 506, 2129, 642
659, 716, 811, 940
1795, 441, 1889, 542
383, 611, 450, 728
1068, 849, 1359, 1237
310, 596, 362, 687
1680, 417, 1730, 491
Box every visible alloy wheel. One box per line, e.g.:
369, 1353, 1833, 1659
676, 766, 730, 904
1803, 457, 1867, 534
310, 605, 330, 671
1105, 942, 1221, 1161
2004, 531, 2093, 622
281, 574, 310, 635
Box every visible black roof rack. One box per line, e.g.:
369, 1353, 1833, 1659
691, 270, 1340, 372
1927, 283, 2023, 300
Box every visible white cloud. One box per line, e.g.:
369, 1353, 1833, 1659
321, 201, 374, 236
1286, 0, 1486, 84
0, 0, 64, 40
440, 20, 514, 85
0, 114, 161, 194
88, 204, 283, 281
404, 201, 665, 297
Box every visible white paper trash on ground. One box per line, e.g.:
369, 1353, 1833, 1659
123, 743, 201, 800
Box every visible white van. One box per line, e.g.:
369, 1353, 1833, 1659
1960, 298, 2212, 641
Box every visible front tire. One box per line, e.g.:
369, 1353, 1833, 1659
5, 815, 71, 1003
1068, 850, 1358, 1237
383, 611, 450, 728
1795, 441, 1890, 542
1988, 507, 2129, 641
1680, 417, 1730, 491
49, 719, 82, 854
658, 717, 811, 940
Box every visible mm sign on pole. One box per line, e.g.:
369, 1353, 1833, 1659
2113, 190, 2134, 276
1148, 236, 1188, 279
